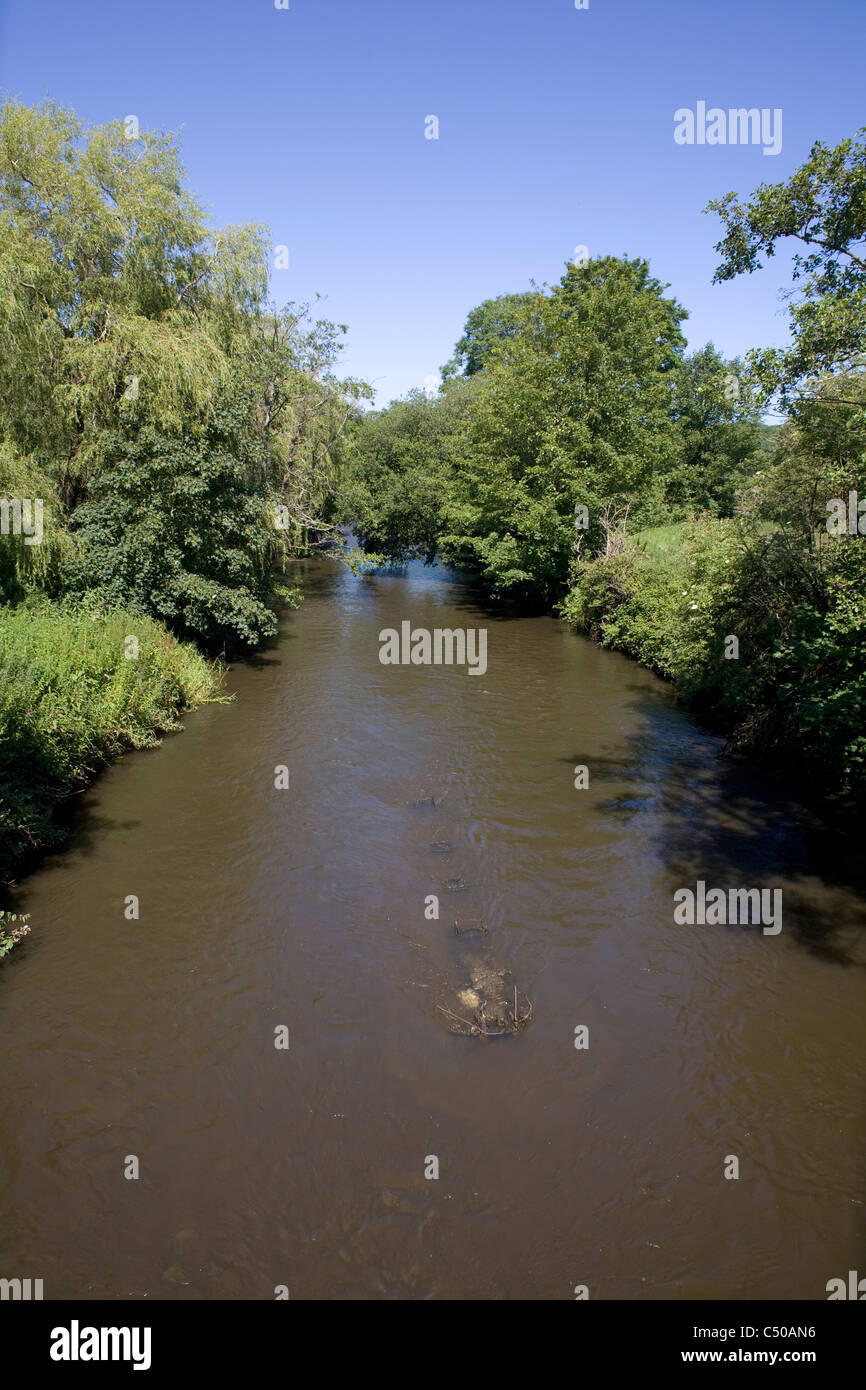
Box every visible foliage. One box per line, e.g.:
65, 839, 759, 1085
0, 99, 369, 610
706, 128, 866, 405
0, 908, 30, 959
666, 344, 768, 515
0, 99, 244, 508
240, 299, 372, 556
336, 383, 473, 561
69, 388, 278, 649
433, 257, 689, 600
0, 443, 74, 602
561, 517, 742, 689
441, 292, 538, 378
345, 262, 770, 605
562, 376, 866, 795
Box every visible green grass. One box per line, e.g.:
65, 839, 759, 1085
632, 522, 691, 563
0, 599, 224, 881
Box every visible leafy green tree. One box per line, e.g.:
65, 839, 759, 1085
0, 99, 259, 509
564, 369, 866, 795
337, 382, 473, 560
706, 127, 866, 405
70, 388, 277, 648
0, 444, 71, 602
240, 299, 372, 554
0, 99, 369, 611
442, 292, 538, 378
667, 344, 767, 515
441, 257, 688, 600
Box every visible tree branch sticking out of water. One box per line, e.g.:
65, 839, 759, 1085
437, 988, 533, 1038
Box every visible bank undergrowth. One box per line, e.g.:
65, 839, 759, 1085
561, 514, 866, 798
0, 601, 223, 880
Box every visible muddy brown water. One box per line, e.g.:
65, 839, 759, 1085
1, 556, 864, 1300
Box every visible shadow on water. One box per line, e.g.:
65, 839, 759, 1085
617, 688, 866, 967
0, 791, 150, 908
346, 552, 866, 970
342, 558, 523, 622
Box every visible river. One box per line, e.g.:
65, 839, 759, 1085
1, 556, 864, 1299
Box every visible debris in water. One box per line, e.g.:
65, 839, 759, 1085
438, 961, 532, 1038
407, 788, 451, 808
453, 917, 487, 937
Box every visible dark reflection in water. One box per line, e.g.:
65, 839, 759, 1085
0, 556, 863, 1300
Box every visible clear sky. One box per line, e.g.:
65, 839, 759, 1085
1, 0, 863, 408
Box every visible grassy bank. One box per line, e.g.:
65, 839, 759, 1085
0, 601, 223, 883
561, 517, 866, 800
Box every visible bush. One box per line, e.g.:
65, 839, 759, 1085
70, 390, 278, 650
561, 518, 740, 688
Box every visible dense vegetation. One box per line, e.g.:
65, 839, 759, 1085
340, 129, 866, 799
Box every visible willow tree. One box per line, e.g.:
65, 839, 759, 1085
0, 100, 266, 508
0, 99, 368, 643
240, 299, 372, 555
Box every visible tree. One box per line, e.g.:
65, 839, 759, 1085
0, 98, 370, 616
705, 128, 866, 405
441, 257, 688, 600
337, 382, 473, 560
0, 99, 255, 509
442, 291, 538, 378
667, 344, 766, 515
239, 299, 372, 554
70, 388, 278, 648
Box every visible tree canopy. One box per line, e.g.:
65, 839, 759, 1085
706, 127, 866, 405
0, 98, 369, 646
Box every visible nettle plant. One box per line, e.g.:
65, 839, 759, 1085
0, 910, 31, 959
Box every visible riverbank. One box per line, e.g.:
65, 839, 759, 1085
560, 517, 866, 804
0, 600, 224, 886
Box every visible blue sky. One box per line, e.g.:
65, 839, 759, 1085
1, 0, 863, 408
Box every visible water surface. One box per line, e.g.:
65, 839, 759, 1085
1, 557, 863, 1299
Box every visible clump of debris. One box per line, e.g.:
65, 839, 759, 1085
438, 960, 532, 1037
